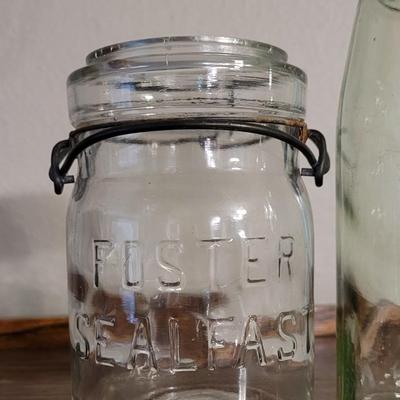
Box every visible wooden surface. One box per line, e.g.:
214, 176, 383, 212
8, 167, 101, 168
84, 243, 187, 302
0, 306, 336, 397
0, 317, 69, 350
315, 305, 336, 337
0, 337, 335, 400
0, 305, 336, 350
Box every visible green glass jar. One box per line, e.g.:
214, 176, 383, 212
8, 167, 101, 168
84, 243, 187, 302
337, 2, 400, 400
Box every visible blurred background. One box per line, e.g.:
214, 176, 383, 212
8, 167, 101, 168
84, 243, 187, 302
0, 0, 358, 317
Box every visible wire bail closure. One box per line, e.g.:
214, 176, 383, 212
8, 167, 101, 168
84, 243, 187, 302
49, 118, 330, 195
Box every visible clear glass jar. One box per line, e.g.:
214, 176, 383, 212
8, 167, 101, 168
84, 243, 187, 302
337, 2, 400, 400
50, 36, 328, 400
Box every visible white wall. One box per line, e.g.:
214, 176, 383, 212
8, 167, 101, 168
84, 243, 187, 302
0, 0, 358, 317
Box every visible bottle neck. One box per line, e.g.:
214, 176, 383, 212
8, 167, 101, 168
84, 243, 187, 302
342, 0, 400, 117
379, 0, 400, 11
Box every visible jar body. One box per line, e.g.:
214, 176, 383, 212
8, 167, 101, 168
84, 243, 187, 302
67, 129, 314, 400
63, 36, 315, 400
337, 2, 400, 400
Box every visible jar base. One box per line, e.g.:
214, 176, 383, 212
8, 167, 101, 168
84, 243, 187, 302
148, 387, 268, 400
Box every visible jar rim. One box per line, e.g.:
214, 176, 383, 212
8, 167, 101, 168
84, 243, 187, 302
67, 35, 307, 128
85, 35, 289, 65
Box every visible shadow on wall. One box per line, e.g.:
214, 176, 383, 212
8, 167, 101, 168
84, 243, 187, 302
0, 191, 70, 317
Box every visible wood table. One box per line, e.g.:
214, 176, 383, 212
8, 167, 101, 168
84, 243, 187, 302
0, 337, 335, 400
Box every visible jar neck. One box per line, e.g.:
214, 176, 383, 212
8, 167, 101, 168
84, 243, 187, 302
74, 129, 300, 198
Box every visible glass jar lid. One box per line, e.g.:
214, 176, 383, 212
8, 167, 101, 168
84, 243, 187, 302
67, 36, 307, 128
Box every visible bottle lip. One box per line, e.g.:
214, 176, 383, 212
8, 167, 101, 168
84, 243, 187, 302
85, 35, 289, 65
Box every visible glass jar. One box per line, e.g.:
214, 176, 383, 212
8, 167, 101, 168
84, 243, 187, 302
337, 2, 400, 400
50, 36, 329, 400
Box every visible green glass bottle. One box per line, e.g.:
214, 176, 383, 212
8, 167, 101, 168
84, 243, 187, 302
337, 1, 400, 400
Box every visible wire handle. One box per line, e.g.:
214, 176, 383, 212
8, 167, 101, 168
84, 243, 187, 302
49, 118, 330, 194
